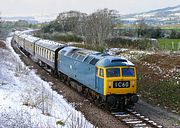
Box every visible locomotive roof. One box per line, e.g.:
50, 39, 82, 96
96, 56, 134, 67
60, 46, 134, 67
36, 39, 65, 51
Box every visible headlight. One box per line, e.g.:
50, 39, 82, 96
132, 81, 135, 86
108, 82, 112, 88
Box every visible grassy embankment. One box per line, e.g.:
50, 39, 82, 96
138, 79, 180, 114
158, 39, 180, 51
136, 54, 180, 115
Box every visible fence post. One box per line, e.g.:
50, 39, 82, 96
178, 42, 180, 51
172, 42, 174, 50
164, 43, 167, 50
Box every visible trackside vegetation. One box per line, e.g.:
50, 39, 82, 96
138, 79, 180, 114
136, 54, 180, 115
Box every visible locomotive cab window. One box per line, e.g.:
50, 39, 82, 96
106, 68, 120, 77
99, 68, 104, 77
122, 68, 135, 77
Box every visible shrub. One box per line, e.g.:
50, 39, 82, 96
105, 37, 160, 50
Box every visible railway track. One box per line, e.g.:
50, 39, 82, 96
112, 109, 163, 128
12, 39, 164, 128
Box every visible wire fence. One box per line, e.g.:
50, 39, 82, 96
162, 42, 180, 51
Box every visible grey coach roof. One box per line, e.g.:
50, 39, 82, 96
24, 35, 40, 42
36, 39, 65, 51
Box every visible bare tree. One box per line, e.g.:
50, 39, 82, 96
76, 9, 118, 49
90, 9, 114, 46
134, 17, 149, 37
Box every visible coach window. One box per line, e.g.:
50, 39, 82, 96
40, 47, 41, 55
47, 50, 49, 60
41, 48, 42, 56
52, 53, 55, 62
100, 68, 104, 77
48, 51, 50, 60
43, 49, 45, 57
47, 50, 48, 59
43, 48, 45, 57
49, 51, 51, 61
51, 52, 53, 61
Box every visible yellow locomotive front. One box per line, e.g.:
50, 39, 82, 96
104, 66, 137, 95
96, 59, 138, 111
104, 66, 138, 110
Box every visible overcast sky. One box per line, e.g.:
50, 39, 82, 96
1, 0, 180, 16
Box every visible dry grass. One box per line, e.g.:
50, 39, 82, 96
136, 53, 180, 114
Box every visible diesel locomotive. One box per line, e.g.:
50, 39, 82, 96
13, 31, 138, 111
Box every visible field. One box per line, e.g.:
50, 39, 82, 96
158, 39, 180, 51
160, 24, 180, 30
135, 54, 180, 114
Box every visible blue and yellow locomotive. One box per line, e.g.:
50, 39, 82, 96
13, 31, 138, 111
58, 47, 138, 110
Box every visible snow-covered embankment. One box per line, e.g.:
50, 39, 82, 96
0, 37, 93, 128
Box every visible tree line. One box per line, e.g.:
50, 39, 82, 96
40, 9, 119, 49
40, 9, 180, 51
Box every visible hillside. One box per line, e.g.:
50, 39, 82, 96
121, 5, 180, 25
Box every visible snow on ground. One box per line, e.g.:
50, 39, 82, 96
0, 38, 93, 128
107, 48, 154, 61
